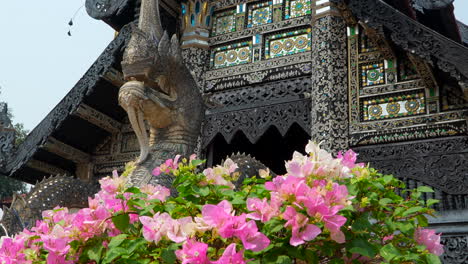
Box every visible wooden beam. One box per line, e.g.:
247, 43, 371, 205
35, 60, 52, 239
43, 137, 91, 164
103, 67, 125, 87
73, 104, 122, 134
26, 159, 69, 176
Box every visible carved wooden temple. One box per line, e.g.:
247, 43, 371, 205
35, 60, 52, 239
0, 0, 467, 262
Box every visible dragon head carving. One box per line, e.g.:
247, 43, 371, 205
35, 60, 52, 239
119, 0, 203, 165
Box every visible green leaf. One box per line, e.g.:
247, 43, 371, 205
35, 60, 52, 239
416, 214, 429, 227
305, 250, 318, 264
379, 198, 393, 206
395, 221, 414, 235
417, 186, 434, 193
425, 254, 442, 264
191, 159, 205, 167
427, 199, 439, 207
87, 243, 104, 262
126, 237, 148, 254
348, 238, 377, 258
108, 234, 128, 248
199, 186, 210, 197
380, 243, 401, 261
103, 247, 128, 264
124, 187, 141, 194
162, 248, 177, 264
351, 213, 372, 232
112, 213, 130, 232
275, 255, 292, 264
382, 175, 394, 185
402, 206, 424, 217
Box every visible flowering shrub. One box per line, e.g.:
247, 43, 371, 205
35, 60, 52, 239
0, 141, 443, 263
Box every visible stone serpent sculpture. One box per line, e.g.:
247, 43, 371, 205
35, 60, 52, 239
0, 0, 270, 236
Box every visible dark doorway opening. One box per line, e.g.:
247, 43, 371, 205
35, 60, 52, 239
206, 123, 310, 175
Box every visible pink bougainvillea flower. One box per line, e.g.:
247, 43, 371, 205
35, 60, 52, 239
212, 243, 247, 264
202, 200, 234, 228
46, 252, 73, 264
152, 155, 181, 176
283, 206, 321, 246
0, 237, 27, 264
337, 149, 365, 169
98, 171, 126, 194
383, 235, 394, 242
141, 184, 171, 201
414, 228, 444, 256
236, 220, 270, 252
246, 195, 281, 222
175, 238, 209, 264
139, 212, 174, 244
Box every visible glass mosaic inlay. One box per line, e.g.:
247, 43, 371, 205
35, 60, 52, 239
247, 1, 273, 27
362, 92, 426, 121
264, 28, 311, 59
361, 62, 385, 87
211, 41, 252, 69
285, 0, 311, 19
213, 9, 236, 36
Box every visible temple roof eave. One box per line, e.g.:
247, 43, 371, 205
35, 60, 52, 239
3, 25, 133, 183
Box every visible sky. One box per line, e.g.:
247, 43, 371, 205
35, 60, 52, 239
0, 1, 467, 131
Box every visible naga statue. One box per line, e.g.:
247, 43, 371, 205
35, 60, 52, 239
118, 0, 203, 188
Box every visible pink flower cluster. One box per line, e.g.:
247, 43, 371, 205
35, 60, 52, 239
140, 213, 210, 244
202, 159, 238, 189
246, 142, 353, 246
202, 200, 270, 252
152, 154, 181, 176
286, 142, 364, 180
176, 239, 247, 264
414, 228, 444, 256
0, 171, 170, 264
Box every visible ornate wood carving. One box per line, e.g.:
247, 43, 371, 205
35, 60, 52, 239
85, 0, 131, 20
331, 0, 468, 81
203, 100, 311, 147
441, 235, 468, 264
310, 15, 349, 152
356, 136, 468, 195
73, 104, 123, 134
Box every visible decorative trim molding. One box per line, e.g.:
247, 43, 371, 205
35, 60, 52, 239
209, 15, 312, 45
203, 100, 311, 146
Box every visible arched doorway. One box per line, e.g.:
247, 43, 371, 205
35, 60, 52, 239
205, 123, 310, 174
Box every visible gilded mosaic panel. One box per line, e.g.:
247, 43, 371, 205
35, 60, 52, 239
362, 91, 426, 121
360, 62, 385, 87
212, 9, 236, 36
211, 41, 252, 68
265, 28, 311, 59
285, 0, 311, 19
247, 1, 273, 27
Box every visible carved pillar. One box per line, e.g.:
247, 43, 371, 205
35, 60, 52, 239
310, 0, 349, 152
180, 0, 213, 157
